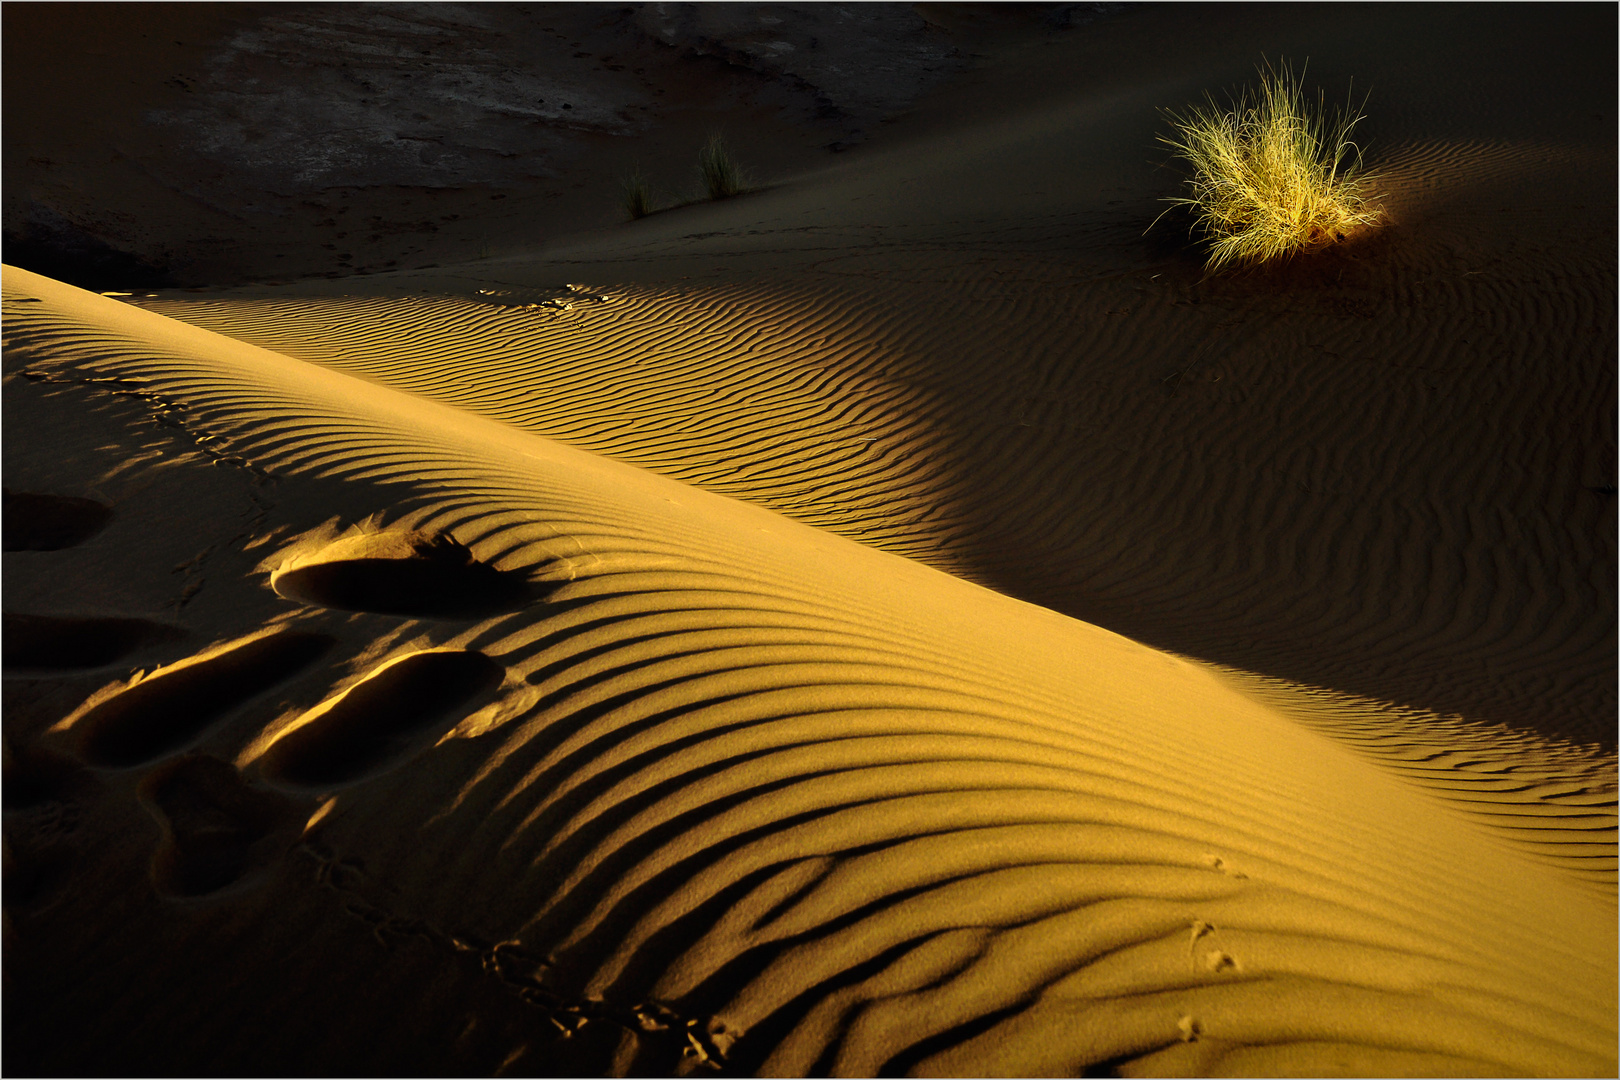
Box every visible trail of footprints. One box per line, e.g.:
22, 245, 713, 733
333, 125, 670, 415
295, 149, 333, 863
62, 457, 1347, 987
7, 514, 526, 900
3, 492, 187, 674
68, 631, 338, 770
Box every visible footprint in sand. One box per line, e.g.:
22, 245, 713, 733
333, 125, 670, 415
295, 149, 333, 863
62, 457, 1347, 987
54, 628, 336, 769
138, 754, 297, 897
2, 489, 114, 551
269, 528, 537, 620
258, 649, 504, 788
2, 613, 187, 672
19, 521, 512, 911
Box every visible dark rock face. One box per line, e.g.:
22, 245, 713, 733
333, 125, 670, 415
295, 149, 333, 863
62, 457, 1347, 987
132, 4, 969, 200
626, 3, 968, 132
2, 203, 174, 291
1, 3, 1133, 287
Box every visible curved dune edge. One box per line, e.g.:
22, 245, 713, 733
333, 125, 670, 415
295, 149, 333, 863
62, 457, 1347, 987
1206, 666, 1616, 897
4, 266, 1614, 1076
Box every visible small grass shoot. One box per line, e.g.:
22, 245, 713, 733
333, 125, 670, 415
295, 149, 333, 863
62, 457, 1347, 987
621, 168, 653, 220
698, 135, 745, 200
1155, 60, 1382, 272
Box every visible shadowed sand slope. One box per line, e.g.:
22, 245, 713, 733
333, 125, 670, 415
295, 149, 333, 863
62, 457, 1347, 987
4, 268, 1613, 1076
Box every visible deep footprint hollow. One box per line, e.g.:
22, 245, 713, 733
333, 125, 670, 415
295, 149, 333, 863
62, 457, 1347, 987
3, 489, 114, 551
260, 649, 504, 788
270, 529, 535, 619
3, 613, 186, 671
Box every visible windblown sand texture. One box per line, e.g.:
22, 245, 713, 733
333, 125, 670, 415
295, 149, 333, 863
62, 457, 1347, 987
4, 4, 1615, 1077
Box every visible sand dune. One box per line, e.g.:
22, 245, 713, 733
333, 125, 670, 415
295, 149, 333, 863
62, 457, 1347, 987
144, 160, 1616, 743
5, 5, 1614, 1077
5, 266, 1613, 1075
108, 9, 1614, 751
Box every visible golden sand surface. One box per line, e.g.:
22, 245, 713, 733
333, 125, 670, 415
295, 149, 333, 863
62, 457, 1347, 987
4, 4, 1614, 1076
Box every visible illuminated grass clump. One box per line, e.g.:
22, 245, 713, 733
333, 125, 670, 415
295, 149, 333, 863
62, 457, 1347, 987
1158, 62, 1382, 271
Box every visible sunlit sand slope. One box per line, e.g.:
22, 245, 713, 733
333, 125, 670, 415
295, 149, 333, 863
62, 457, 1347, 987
5, 267, 1613, 1076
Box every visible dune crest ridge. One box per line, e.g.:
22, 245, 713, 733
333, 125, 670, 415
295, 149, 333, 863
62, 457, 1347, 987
3, 267, 1613, 1076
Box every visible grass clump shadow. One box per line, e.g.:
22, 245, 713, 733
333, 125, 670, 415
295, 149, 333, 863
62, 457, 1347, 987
1153, 60, 1383, 273
698, 134, 746, 200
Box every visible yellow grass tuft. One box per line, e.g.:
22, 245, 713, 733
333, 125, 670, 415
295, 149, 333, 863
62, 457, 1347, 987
1157, 61, 1382, 272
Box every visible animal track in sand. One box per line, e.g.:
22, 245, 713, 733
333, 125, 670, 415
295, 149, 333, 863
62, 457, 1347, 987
2, 489, 113, 551
56, 628, 336, 769
2, 613, 186, 672
269, 529, 537, 619
138, 754, 296, 897
258, 649, 504, 788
